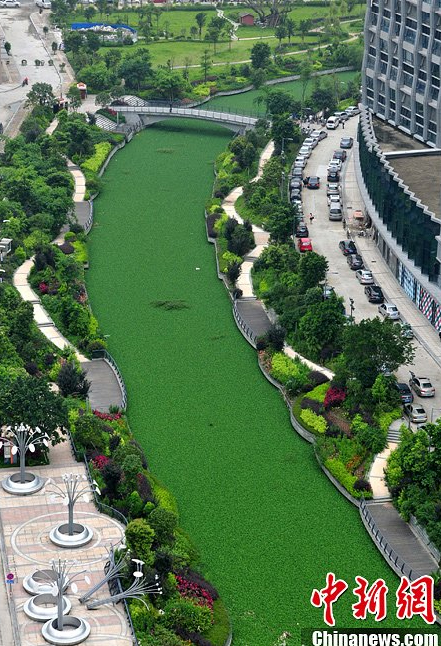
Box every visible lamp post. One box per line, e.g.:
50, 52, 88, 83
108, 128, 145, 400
281, 136, 294, 162
78, 542, 128, 604
0, 424, 49, 495
349, 298, 355, 324
85, 558, 162, 610
45, 473, 100, 548
0, 268, 4, 283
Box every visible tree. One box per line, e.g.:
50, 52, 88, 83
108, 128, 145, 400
275, 24, 287, 45
103, 49, 122, 70
243, 0, 291, 27
125, 518, 155, 565
190, 25, 198, 40
298, 252, 328, 291
85, 30, 101, 55
96, 0, 107, 16
0, 375, 67, 443
57, 361, 90, 397
200, 49, 211, 82
300, 59, 313, 104
266, 204, 296, 243
195, 12, 207, 38
64, 119, 94, 159
251, 42, 271, 69
62, 31, 84, 56
205, 26, 221, 54
66, 85, 82, 111
263, 88, 295, 116
95, 91, 111, 107
342, 319, 415, 388
285, 18, 296, 43
152, 69, 188, 102
310, 82, 337, 116
299, 19, 312, 43
51, 41, 58, 55
271, 114, 296, 152
26, 82, 55, 108
43, 26, 49, 38
118, 55, 152, 91
4, 41, 11, 56
84, 6, 96, 21
153, 6, 162, 31
297, 295, 345, 360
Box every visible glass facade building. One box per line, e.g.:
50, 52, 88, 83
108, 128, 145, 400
362, 0, 441, 147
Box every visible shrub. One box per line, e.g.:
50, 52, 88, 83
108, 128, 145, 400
256, 336, 268, 351
57, 361, 91, 397
308, 370, 330, 386
125, 518, 155, 565
73, 414, 107, 454
148, 473, 179, 516
149, 507, 178, 545
102, 460, 122, 497
300, 409, 328, 434
353, 478, 372, 493
324, 387, 346, 409
92, 454, 110, 470
163, 598, 213, 634
127, 491, 144, 519
227, 261, 241, 284
137, 472, 155, 503
265, 325, 285, 351
301, 397, 322, 415
81, 142, 112, 173
374, 408, 402, 434
270, 352, 309, 386
120, 455, 143, 495
325, 458, 357, 494
175, 569, 219, 602
306, 382, 330, 403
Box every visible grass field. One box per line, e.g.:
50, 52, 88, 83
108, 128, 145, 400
86, 119, 433, 645
205, 69, 359, 112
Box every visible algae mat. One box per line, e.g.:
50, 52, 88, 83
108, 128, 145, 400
87, 120, 430, 645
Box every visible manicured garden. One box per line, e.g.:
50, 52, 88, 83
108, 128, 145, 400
86, 119, 431, 644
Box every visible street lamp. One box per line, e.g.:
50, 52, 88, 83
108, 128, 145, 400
349, 298, 355, 323
0, 424, 49, 495
281, 137, 294, 161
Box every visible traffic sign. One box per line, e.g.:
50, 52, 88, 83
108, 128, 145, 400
6, 573, 15, 584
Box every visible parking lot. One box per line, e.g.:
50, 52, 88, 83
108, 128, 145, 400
296, 115, 441, 427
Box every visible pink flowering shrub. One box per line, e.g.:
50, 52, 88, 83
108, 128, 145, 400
176, 575, 214, 611
92, 455, 110, 470
39, 282, 49, 294
93, 409, 122, 421
324, 387, 346, 409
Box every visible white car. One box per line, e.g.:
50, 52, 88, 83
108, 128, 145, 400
35, 0, 51, 6
356, 269, 374, 285
328, 194, 342, 206
403, 403, 427, 424
327, 182, 341, 197
303, 137, 318, 149
0, 0, 20, 6
328, 159, 342, 171
378, 302, 400, 320
294, 157, 307, 169
298, 147, 311, 158
345, 106, 361, 117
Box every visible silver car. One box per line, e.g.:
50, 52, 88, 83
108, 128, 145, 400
378, 303, 400, 320
403, 403, 427, 424
356, 269, 374, 285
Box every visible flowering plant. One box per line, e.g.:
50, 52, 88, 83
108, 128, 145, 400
93, 410, 122, 421
176, 575, 214, 611
324, 387, 346, 409
92, 455, 110, 470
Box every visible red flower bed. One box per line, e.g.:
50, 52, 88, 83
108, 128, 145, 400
324, 387, 346, 409
93, 409, 122, 421
176, 575, 214, 611
39, 282, 49, 294
92, 455, 110, 470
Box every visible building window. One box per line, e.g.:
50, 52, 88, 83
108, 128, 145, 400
390, 67, 398, 80
430, 87, 439, 100
403, 72, 413, 87
416, 81, 426, 94
381, 18, 391, 32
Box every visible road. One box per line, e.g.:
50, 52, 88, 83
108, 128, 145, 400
300, 117, 441, 426
0, 1, 73, 134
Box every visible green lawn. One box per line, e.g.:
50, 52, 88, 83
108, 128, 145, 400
86, 119, 434, 645
205, 69, 359, 112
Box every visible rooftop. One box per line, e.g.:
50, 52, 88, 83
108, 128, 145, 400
372, 117, 441, 219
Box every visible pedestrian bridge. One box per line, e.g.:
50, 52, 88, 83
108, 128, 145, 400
113, 105, 259, 133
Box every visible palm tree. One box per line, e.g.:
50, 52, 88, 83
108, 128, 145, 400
285, 18, 296, 43
190, 25, 198, 40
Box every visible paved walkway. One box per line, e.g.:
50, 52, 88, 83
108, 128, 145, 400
0, 441, 132, 646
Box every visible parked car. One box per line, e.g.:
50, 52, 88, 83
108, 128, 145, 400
345, 106, 361, 117
340, 137, 354, 149
339, 240, 357, 255
364, 285, 385, 303
292, 200, 303, 213
298, 237, 313, 252
290, 189, 302, 201
326, 116, 340, 129
290, 179, 303, 190
35, 0, 51, 6
327, 182, 341, 197
310, 130, 328, 141
396, 382, 414, 404
334, 111, 349, 122
307, 176, 320, 189
347, 254, 364, 270
333, 150, 347, 162
322, 284, 335, 299
303, 137, 318, 149
298, 147, 312, 158
291, 167, 303, 179
294, 157, 307, 169
0, 1, 20, 6
329, 206, 343, 221
328, 159, 342, 172
355, 269, 374, 284
409, 372, 435, 397
295, 222, 309, 238
397, 321, 414, 339
378, 302, 400, 320
403, 403, 428, 424
327, 169, 340, 182
328, 194, 342, 207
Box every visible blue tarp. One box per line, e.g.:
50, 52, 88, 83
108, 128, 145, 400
71, 22, 137, 33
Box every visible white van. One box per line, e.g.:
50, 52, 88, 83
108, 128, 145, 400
36, 0, 51, 7
326, 116, 340, 130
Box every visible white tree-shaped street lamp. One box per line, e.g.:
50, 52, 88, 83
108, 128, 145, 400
44, 473, 100, 548
0, 424, 49, 495
86, 559, 162, 610
79, 542, 128, 605
36, 559, 92, 646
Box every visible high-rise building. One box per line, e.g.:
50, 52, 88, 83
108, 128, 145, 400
362, 0, 441, 147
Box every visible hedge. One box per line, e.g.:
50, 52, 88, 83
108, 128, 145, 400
300, 409, 327, 434
81, 142, 112, 174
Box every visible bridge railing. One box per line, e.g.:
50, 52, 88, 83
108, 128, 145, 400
114, 101, 266, 120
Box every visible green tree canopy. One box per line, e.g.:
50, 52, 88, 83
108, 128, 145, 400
251, 42, 271, 69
